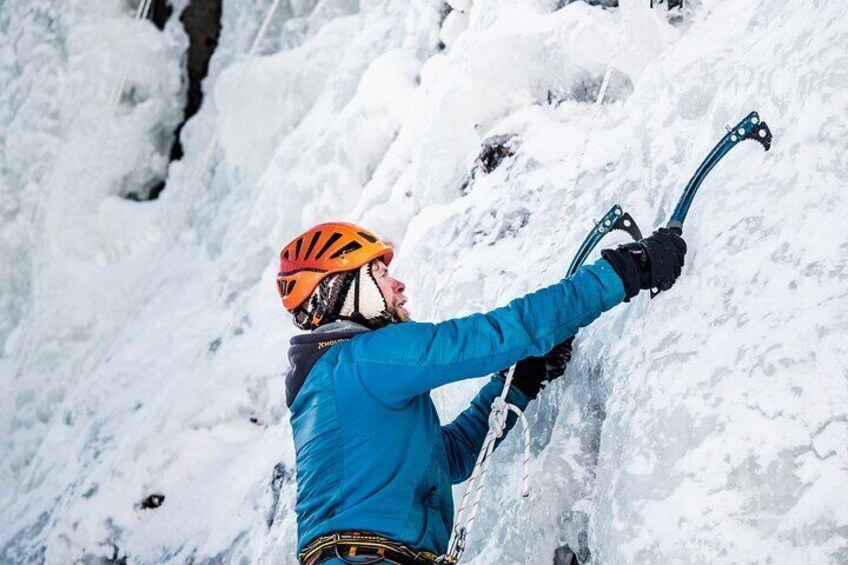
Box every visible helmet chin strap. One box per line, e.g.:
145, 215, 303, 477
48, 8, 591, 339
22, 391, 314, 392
348, 269, 368, 327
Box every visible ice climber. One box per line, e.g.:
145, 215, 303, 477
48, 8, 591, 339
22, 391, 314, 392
278, 221, 687, 564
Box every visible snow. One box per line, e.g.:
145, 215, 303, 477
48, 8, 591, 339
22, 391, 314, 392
1, 0, 847, 563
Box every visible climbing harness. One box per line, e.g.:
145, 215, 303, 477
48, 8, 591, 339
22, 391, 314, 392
299, 531, 442, 565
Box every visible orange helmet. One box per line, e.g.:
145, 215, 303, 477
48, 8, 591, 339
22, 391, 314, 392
277, 222, 394, 313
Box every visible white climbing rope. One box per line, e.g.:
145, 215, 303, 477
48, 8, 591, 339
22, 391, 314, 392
537, 13, 629, 281
194, 0, 283, 179
77, 0, 153, 189
441, 4, 633, 563
107, 0, 154, 118
443, 366, 531, 563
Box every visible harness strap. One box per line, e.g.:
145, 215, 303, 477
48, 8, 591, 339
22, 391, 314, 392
299, 532, 441, 565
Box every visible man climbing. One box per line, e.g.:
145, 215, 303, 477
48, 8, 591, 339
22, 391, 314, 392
278, 221, 686, 564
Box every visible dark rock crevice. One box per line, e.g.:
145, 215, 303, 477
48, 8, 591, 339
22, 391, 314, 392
555, 0, 685, 9
556, 0, 620, 8
130, 0, 222, 201
170, 0, 222, 162
150, 0, 172, 29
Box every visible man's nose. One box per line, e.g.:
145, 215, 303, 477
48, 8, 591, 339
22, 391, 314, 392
392, 278, 405, 294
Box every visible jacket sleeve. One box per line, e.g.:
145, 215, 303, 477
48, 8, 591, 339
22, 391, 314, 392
441, 374, 530, 484
338, 259, 624, 407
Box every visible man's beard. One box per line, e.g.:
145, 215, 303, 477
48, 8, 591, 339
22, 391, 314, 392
389, 307, 408, 324
359, 306, 406, 330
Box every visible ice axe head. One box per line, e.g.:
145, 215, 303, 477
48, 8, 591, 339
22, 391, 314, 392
741, 113, 772, 151
610, 211, 643, 241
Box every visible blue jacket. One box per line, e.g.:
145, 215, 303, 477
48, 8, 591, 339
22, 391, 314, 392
286, 259, 625, 558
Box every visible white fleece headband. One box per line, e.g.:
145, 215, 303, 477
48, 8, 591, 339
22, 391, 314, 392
339, 263, 389, 323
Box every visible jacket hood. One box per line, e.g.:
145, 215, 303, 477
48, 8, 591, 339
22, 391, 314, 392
285, 320, 370, 407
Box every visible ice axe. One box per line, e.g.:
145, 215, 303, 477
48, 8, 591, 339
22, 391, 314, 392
569, 113, 772, 274
666, 110, 773, 235
647, 111, 772, 297
567, 204, 643, 276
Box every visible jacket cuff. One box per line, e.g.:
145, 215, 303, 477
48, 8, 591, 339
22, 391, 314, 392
599, 250, 639, 301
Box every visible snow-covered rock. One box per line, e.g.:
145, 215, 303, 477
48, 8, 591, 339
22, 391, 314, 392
1, 0, 846, 563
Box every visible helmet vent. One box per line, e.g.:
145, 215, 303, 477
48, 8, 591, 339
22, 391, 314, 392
314, 232, 342, 260
287, 280, 296, 296
295, 237, 303, 259
304, 231, 321, 259
330, 241, 362, 259
283, 250, 289, 260
358, 231, 378, 243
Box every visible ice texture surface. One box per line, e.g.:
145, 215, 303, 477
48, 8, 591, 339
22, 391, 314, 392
1, 0, 846, 563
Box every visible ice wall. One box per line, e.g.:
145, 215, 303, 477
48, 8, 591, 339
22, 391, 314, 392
1, 0, 846, 563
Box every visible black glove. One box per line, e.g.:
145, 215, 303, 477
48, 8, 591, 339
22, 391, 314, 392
506, 337, 574, 400
601, 227, 687, 300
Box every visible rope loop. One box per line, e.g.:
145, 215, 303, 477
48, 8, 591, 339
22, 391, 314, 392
488, 397, 508, 438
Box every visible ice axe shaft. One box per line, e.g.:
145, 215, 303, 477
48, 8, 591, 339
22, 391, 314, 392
666, 111, 772, 234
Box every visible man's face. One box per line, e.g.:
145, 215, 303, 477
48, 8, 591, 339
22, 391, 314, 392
371, 259, 409, 322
